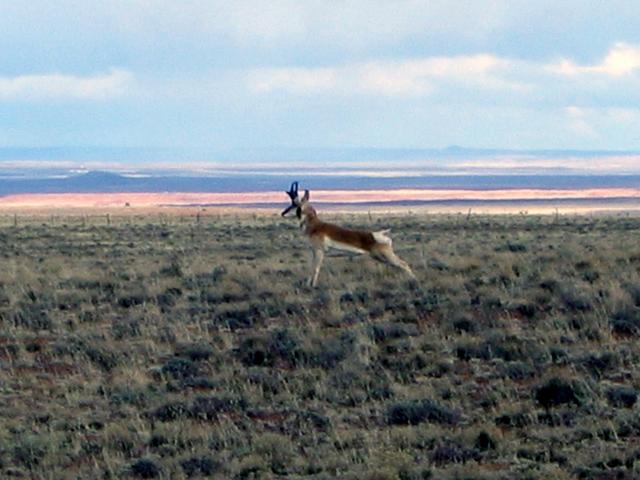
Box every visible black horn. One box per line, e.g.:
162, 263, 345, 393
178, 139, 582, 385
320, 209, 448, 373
286, 181, 298, 201
282, 181, 299, 216
281, 204, 296, 216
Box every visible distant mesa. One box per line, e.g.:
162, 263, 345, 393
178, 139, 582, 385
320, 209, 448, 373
77, 170, 125, 180
65, 170, 134, 190
1, 164, 640, 197
0, 169, 136, 195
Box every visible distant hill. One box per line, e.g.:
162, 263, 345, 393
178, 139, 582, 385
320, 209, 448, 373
1, 170, 640, 195
2, 145, 640, 164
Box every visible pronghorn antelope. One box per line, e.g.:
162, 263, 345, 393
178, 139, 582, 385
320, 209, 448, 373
281, 182, 416, 287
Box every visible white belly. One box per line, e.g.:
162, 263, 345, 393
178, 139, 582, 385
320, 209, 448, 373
324, 236, 366, 254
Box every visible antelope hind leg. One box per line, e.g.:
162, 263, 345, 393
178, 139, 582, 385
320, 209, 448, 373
375, 247, 416, 279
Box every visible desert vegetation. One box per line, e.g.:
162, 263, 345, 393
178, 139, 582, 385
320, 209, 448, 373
1, 212, 640, 479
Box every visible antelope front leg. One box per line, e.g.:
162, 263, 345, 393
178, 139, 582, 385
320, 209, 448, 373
308, 247, 325, 287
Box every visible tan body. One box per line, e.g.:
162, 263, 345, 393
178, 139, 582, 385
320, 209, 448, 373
298, 202, 415, 287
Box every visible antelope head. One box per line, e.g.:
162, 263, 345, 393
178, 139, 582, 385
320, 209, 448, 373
281, 181, 309, 218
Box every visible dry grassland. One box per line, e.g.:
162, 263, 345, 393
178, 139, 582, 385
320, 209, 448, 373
1, 212, 640, 479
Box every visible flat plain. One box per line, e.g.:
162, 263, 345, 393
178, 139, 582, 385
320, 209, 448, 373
1, 212, 640, 479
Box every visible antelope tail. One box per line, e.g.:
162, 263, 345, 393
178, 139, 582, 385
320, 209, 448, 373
372, 229, 392, 245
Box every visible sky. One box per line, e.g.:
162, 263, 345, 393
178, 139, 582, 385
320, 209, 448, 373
2, 1, 640, 152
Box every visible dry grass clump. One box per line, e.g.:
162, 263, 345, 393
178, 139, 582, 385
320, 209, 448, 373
1, 213, 640, 478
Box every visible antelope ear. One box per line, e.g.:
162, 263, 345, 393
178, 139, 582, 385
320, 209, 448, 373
302, 190, 309, 202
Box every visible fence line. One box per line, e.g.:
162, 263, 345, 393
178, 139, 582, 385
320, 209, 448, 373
0, 212, 278, 228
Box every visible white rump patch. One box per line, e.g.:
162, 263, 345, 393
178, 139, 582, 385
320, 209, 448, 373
372, 229, 392, 245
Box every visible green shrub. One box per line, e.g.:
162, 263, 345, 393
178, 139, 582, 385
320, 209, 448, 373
535, 378, 583, 409
130, 458, 160, 478
386, 400, 459, 426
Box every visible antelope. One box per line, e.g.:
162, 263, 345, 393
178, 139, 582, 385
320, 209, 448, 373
281, 182, 416, 287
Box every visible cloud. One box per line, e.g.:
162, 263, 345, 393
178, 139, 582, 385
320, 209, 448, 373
243, 42, 640, 108
564, 106, 596, 137
551, 43, 640, 76
3, 1, 631, 60
0, 69, 132, 101
564, 105, 640, 139
248, 67, 337, 93
607, 107, 640, 123
247, 54, 525, 96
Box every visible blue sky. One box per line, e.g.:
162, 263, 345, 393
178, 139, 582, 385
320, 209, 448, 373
2, 1, 640, 152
